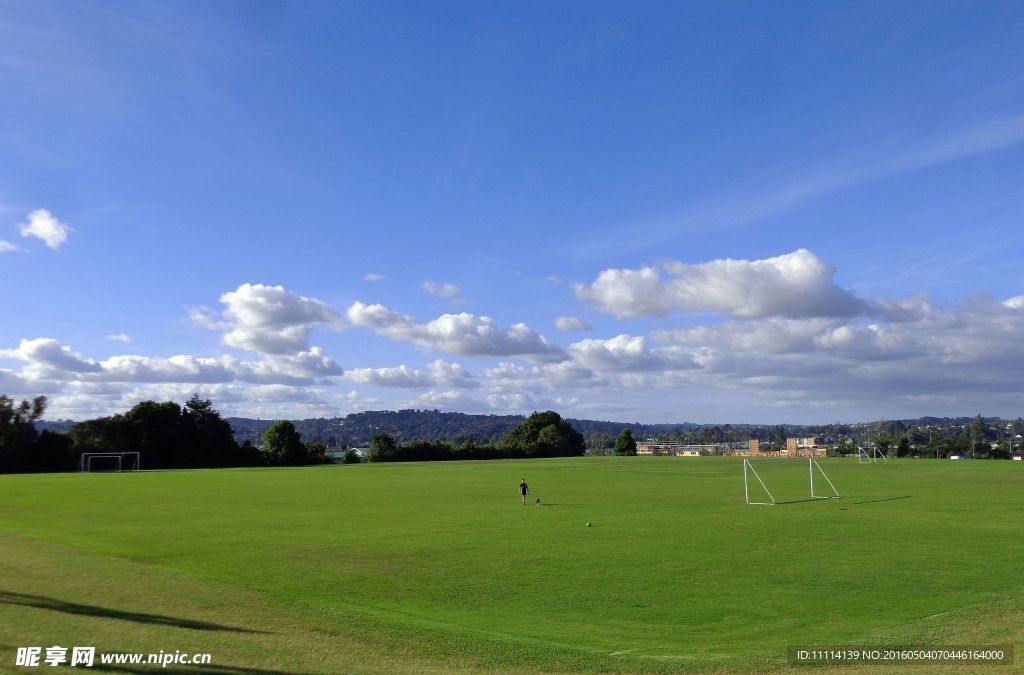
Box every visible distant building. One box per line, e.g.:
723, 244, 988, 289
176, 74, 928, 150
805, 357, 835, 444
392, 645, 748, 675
785, 436, 828, 457
636, 440, 729, 456
325, 447, 369, 463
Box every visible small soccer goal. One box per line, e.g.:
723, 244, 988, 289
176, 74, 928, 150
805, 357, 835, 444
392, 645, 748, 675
743, 457, 840, 505
79, 452, 141, 472
858, 447, 888, 463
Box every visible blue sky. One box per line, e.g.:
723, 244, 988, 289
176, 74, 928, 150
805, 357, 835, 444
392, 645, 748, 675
2, 1, 1023, 423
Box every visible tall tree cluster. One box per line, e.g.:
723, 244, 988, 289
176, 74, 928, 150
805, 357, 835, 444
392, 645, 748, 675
0, 395, 75, 472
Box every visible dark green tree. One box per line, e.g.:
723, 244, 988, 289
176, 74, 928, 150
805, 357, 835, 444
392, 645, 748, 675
896, 437, 911, 457
124, 401, 183, 468
501, 411, 585, 457
262, 420, 305, 465
304, 440, 329, 464
0, 395, 46, 472
969, 414, 986, 443
369, 432, 397, 462
181, 394, 239, 467
614, 428, 637, 455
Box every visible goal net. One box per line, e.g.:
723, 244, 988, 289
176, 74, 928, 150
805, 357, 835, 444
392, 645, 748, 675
858, 447, 888, 463
79, 452, 141, 472
743, 457, 840, 505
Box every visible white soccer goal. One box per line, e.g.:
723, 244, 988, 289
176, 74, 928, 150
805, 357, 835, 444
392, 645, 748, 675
79, 452, 141, 472
743, 457, 840, 505
858, 447, 888, 463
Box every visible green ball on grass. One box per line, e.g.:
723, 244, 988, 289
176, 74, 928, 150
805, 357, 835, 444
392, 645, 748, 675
586, 522, 592, 527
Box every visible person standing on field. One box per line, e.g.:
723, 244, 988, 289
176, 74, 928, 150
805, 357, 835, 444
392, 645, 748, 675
520, 478, 529, 505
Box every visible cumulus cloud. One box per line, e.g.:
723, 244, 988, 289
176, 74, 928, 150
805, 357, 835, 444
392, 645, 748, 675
554, 316, 592, 332
421, 280, 462, 299
0, 240, 18, 253
1003, 295, 1024, 310
96, 354, 236, 383
481, 360, 601, 392
105, 333, 132, 343
574, 249, 867, 319
398, 389, 485, 412
347, 301, 566, 362
568, 335, 698, 372
19, 209, 70, 249
2, 338, 101, 373
1, 337, 339, 389
217, 283, 342, 355
43, 382, 337, 420
344, 359, 477, 389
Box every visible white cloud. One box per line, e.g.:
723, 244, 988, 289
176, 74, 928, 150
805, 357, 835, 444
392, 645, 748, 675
199, 283, 342, 356
0, 240, 18, 253
363, 273, 386, 282
398, 389, 485, 412
19, 209, 70, 249
2, 338, 101, 373
335, 389, 382, 412
1003, 295, 1024, 310
574, 249, 867, 319
554, 316, 592, 332
104, 333, 132, 343
421, 280, 462, 299
95, 354, 237, 383
0, 368, 63, 395
568, 334, 698, 372
1, 337, 338, 387
43, 382, 338, 420
347, 301, 566, 362
343, 359, 477, 389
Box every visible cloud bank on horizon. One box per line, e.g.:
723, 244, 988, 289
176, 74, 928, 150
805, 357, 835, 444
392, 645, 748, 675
3, 248, 1023, 423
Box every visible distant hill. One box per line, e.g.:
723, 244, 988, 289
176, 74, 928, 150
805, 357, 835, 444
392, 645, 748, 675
225, 410, 701, 448
35, 419, 76, 433
37, 408, 1020, 450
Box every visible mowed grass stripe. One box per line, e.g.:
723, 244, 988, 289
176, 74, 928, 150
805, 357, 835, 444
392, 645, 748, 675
1, 457, 1022, 672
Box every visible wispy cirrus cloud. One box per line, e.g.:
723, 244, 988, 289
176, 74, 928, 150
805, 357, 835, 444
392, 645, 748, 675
420, 279, 461, 300
573, 113, 1024, 261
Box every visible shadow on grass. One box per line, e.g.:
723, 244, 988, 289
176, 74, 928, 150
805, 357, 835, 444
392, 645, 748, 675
851, 495, 912, 505
94, 665, 315, 675
0, 591, 269, 634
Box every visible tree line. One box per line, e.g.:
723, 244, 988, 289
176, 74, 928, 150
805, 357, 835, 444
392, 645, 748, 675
366, 410, 586, 462
0, 394, 331, 473
0, 396, 589, 473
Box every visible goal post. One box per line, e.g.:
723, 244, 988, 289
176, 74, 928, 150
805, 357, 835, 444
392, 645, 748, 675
743, 457, 840, 505
79, 452, 141, 472
858, 447, 888, 463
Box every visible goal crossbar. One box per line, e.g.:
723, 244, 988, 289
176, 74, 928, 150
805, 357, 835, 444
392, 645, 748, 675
744, 457, 840, 505
79, 452, 141, 472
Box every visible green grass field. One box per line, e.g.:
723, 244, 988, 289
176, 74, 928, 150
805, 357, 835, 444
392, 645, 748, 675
1, 457, 1022, 673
